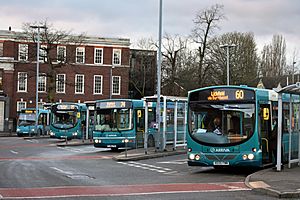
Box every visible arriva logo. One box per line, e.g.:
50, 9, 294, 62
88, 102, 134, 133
210, 148, 230, 153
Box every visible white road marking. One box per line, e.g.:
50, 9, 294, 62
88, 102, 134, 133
50, 167, 73, 175
118, 161, 177, 174
10, 150, 19, 154
157, 159, 187, 165
25, 139, 39, 143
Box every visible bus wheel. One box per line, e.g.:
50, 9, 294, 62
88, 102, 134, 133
111, 147, 118, 151
37, 129, 42, 136
147, 135, 155, 147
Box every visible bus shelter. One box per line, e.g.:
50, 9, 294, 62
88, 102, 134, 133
84, 101, 96, 140
143, 95, 187, 152
275, 83, 300, 171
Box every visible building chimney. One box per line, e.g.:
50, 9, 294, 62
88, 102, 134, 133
8, 26, 11, 31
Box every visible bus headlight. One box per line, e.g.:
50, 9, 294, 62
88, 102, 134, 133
242, 154, 248, 160
189, 154, 195, 160
49, 131, 55, 136
31, 129, 35, 132
95, 139, 99, 143
195, 154, 200, 160
72, 132, 78, 136
17, 128, 20, 132
248, 153, 255, 160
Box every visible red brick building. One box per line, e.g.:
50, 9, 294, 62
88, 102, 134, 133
0, 29, 131, 131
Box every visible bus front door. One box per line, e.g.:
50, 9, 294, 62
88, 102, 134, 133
259, 104, 273, 164
136, 109, 145, 148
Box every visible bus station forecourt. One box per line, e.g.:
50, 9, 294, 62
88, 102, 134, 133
5, 84, 300, 199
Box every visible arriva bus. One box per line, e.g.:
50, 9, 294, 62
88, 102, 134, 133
187, 85, 300, 168
17, 108, 50, 137
50, 103, 87, 139
93, 99, 145, 150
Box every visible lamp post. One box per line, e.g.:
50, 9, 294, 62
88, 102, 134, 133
30, 25, 46, 137
292, 61, 296, 84
220, 44, 236, 85
156, 0, 163, 151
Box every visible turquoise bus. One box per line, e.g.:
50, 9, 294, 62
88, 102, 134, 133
187, 85, 300, 168
49, 103, 87, 140
93, 99, 145, 150
16, 108, 50, 137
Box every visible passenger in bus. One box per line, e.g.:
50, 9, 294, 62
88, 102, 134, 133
212, 117, 222, 135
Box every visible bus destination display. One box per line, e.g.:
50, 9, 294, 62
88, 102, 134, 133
96, 101, 133, 109
190, 88, 255, 102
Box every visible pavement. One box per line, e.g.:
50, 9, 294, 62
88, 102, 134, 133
1, 132, 300, 198
245, 165, 300, 198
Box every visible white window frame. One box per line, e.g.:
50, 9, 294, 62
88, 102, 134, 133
17, 101, 27, 112
76, 47, 85, 63
75, 74, 84, 94
38, 73, 47, 93
112, 76, 121, 95
113, 49, 121, 65
94, 75, 103, 95
56, 74, 66, 93
39, 45, 47, 63
17, 72, 27, 92
94, 48, 103, 64
18, 44, 28, 61
57, 46, 66, 62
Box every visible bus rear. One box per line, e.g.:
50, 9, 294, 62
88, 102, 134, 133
17, 109, 49, 137
187, 86, 262, 167
93, 100, 144, 150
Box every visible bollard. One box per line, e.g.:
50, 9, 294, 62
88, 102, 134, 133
124, 138, 129, 158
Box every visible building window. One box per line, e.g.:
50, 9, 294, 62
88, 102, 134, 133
113, 49, 121, 65
17, 101, 26, 112
75, 74, 84, 94
94, 75, 103, 94
38, 73, 46, 92
0, 43, 3, 57
56, 74, 66, 93
94, 48, 103, 64
39, 45, 47, 62
18, 44, 28, 61
0, 70, 3, 91
17, 72, 27, 92
57, 46, 66, 62
76, 47, 85, 63
112, 76, 121, 95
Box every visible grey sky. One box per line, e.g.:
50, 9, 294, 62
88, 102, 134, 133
0, 0, 299, 63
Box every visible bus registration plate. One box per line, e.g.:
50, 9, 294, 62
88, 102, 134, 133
107, 145, 116, 148
213, 161, 229, 166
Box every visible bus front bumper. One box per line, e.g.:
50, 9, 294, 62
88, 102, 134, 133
93, 137, 135, 148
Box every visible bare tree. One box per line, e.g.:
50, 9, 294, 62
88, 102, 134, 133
260, 34, 286, 78
20, 20, 85, 102
161, 33, 188, 96
191, 4, 225, 87
208, 32, 259, 86
129, 38, 157, 98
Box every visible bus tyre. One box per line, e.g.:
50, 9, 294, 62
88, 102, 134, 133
147, 135, 155, 147
37, 129, 42, 136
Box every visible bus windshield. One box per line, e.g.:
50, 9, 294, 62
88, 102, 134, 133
189, 103, 255, 145
94, 108, 132, 132
52, 110, 78, 129
18, 113, 35, 126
